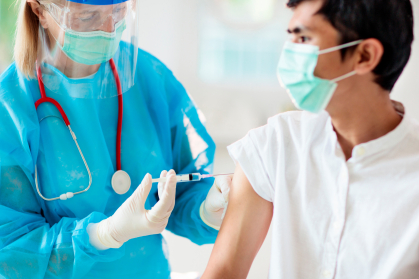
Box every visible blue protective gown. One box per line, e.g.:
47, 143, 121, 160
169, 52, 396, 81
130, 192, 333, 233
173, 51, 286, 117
0, 45, 217, 278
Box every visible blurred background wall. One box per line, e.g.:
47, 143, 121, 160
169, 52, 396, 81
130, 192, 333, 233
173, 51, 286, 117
1, 0, 419, 278
0, 0, 17, 71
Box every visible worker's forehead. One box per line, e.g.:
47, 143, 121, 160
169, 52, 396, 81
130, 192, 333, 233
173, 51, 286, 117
65, 1, 127, 12
65, 0, 129, 5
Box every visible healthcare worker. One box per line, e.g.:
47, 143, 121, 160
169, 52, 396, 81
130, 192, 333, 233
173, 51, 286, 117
0, 0, 231, 278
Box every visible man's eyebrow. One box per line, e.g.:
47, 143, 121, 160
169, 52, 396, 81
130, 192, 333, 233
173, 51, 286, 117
287, 26, 311, 34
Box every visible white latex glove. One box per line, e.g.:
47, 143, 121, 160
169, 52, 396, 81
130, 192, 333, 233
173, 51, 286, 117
200, 175, 232, 230
88, 170, 177, 249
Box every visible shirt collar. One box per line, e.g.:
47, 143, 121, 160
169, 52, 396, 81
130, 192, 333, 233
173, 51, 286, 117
350, 112, 409, 161
327, 102, 410, 161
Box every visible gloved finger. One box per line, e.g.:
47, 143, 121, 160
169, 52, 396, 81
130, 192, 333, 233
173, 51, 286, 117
205, 186, 226, 213
215, 176, 232, 203
149, 172, 177, 217
132, 173, 153, 207
160, 170, 176, 208
165, 169, 176, 188
158, 170, 168, 200
207, 195, 227, 213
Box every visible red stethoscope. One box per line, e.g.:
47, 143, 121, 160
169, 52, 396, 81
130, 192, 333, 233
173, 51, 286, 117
34, 58, 131, 201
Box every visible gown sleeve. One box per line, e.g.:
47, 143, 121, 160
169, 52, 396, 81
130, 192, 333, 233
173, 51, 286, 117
0, 70, 124, 279
162, 69, 219, 245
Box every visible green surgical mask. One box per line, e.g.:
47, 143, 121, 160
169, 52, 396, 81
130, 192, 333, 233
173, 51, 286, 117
57, 19, 127, 65
277, 40, 363, 113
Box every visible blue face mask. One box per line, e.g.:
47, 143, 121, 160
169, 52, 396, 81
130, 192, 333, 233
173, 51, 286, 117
57, 19, 127, 65
277, 40, 363, 113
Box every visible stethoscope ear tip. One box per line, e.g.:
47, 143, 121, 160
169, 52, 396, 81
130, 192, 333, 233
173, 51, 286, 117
60, 192, 74, 200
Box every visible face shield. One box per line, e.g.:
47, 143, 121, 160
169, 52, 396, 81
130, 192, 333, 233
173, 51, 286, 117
36, 0, 139, 98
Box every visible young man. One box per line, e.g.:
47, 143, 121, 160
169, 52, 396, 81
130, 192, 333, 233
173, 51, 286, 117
202, 0, 419, 278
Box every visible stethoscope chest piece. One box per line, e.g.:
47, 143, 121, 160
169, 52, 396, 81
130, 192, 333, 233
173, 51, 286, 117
112, 170, 131, 195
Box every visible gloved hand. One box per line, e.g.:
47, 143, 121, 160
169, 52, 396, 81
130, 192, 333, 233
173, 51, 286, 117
88, 170, 177, 249
200, 175, 232, 230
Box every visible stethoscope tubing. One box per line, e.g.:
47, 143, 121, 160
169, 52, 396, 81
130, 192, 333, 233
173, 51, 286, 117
35, 59, 123, 200
109, 59, 123, 171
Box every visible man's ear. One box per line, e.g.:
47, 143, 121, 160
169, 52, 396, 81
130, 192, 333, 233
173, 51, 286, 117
27, 0, 49, 29
353, 38, 384, 75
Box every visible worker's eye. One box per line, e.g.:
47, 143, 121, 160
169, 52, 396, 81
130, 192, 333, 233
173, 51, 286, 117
114, 6, 126, 14
79, 13, 96, 22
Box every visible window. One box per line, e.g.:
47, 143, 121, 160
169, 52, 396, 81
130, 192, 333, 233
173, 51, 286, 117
199, 0, 289, 84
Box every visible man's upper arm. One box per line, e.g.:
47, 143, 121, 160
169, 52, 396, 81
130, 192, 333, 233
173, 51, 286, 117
202, 163, 273, 279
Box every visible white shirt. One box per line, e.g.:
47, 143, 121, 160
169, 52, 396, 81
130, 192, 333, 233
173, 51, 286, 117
227, 109, 419, 279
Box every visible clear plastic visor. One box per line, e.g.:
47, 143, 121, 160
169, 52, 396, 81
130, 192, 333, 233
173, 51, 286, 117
36, 0, 139, 98
41, 1, 130, 32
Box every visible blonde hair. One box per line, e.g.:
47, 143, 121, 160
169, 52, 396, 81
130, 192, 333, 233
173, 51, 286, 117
14, 0, 57, 79
14, 0, 40, 79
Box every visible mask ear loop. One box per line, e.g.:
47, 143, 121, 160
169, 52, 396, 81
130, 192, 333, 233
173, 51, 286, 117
331, 71, 357, 83
41, 4, 68, 50
318, 40, 364, 55
317, 40, 364, 83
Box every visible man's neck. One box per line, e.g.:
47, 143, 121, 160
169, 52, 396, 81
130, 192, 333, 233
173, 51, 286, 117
327, 82, 402, 161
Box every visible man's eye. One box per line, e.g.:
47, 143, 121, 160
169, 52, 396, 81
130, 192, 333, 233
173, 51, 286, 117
298, 36, 310, 43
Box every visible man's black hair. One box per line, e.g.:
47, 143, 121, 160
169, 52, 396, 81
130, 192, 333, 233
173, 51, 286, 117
287, 0, 414, 91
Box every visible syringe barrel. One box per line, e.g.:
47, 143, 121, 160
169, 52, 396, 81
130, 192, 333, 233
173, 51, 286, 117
152, 173, 202, 184
176, 174, 190, 182
177, 173, 201, 182
190, 173, 202, 181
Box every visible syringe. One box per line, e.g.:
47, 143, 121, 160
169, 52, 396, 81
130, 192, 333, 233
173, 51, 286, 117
151, 173, 233, 184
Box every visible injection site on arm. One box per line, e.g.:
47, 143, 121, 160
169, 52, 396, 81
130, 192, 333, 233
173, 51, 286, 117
202, 164, 273, 279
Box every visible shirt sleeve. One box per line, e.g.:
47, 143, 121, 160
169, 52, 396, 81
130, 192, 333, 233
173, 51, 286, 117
227, 125, 276, 203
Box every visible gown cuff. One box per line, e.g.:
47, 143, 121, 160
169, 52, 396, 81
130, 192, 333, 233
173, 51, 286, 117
87, 223, 110, 251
